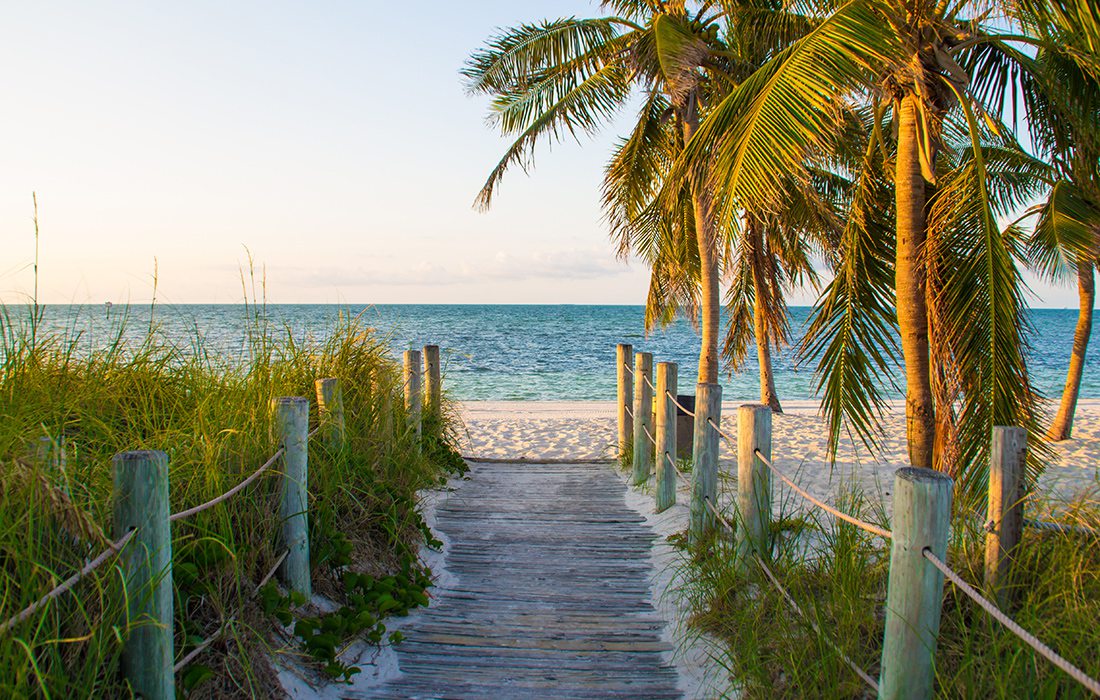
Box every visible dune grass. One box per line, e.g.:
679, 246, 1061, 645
680, 474, 1100, 699
0, 301, 465, 697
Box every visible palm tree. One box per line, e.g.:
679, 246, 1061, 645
672, 0, 1055, 495
464, 2, 816, 393
1012, 0, 1100, 440
463, 3, 726, 385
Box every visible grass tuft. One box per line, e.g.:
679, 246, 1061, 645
0, 302, 464, 697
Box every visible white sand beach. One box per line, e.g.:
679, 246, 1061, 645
457, 399, 1100, 508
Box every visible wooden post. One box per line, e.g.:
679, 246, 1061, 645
616, 344, 634, 460
424, 344, 442, 433
878, 467, 953, 700
274, 397, 311, 599
655, 362, 678, 512
34, 435, 69, 494
314, 378, 346, 452
403, 350, 422, 442
372, 368, 394, 455
985, 426, 1026, 607
736, 404, 772, 571
690, 383, 722, 542
632, 352, 654, 485
112, 450, 174, 700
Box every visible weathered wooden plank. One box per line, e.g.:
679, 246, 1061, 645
353, 460, 682, 699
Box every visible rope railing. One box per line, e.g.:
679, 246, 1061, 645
0, 529, 137, 635
666, 391, 695, 418
751, 445, 892, 540
614, 344, 1100, 697
664, 451, 692, 487
170, 447, 286, 522
752, 548, 881, 692
1025, 519, 1097, 536
922, 548, 1100, 696
174, 549, 289, 673
3, 406, 337, 639
700, 494, 881, 691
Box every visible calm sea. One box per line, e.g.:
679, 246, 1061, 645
4, 304, 1097, 402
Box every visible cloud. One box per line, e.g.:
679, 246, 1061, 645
279, 247, 631, 288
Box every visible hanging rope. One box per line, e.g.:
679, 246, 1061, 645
0, 530, 137, 635
922, 548, 1100, 696
666, 392, 696, 418
174, 549, 289, 673
171, 448, 285, 522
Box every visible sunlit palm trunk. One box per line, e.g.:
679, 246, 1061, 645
1049, 261, 1095, 440
684, 105, 720, 385
895, 94, 935, 469
749, 217, 782, 412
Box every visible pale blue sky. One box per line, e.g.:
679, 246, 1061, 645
0, 2, 1084, 307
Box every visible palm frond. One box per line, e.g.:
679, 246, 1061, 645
926, 88, 1046, 506
801, 143, 899, 459
1026, 180, 1100, 282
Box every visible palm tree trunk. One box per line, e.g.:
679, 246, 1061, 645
895, 94, 935, 469
683, 102, 720, 385
748, 216, 782, 412
1049, 261, 1095, 440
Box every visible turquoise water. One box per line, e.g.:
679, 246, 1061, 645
4, 304, 1097, 401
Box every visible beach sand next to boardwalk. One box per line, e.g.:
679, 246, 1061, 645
457, 399, 1100, 508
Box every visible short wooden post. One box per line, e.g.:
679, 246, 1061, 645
403, 350, 422, 442
690, 382, 722, 542
34, 435, 69, 493
112, 450, 174, 700
423, 344, 442, 433
372, 368, 395, 455
274, 397, 311, 599
736, 404, 772, 571
632, 352, 654, 485
616, 344, 634, 459
655, 362, 678, 512
985, 426, 1026, 607
878, 467, 953, 700
314, 377, 346, 452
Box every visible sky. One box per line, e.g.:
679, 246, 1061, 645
0, 1, 1086, 308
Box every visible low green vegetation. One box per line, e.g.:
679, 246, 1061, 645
680, 480, 1100, 698
0, 303, 465, 697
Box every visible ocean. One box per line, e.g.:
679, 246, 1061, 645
4, 304, 1097, 402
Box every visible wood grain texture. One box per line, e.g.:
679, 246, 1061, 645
354, 461, 682, 699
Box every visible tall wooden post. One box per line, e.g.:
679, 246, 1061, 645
655, 362, 678, 512
736, 404, 772, 571
314, 377, 346, 452
632, 352, 654, 485
424, 344, 442, 433
690, 383, 722, 542
404, 350, 422, 442
274, 397, 311, 599
985, 426, 1026, 607
878, 467, 953, 700
113, 450, 174, 700
616, 344, 634, 460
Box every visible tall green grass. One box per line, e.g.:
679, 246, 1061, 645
0, 302, 464, 697
681, 471, 1100, 698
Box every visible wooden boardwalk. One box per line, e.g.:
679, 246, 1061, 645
354, 461, 683, 699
